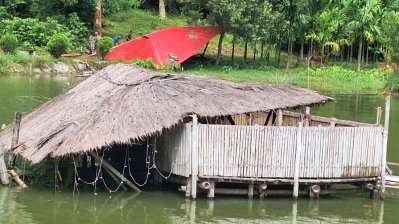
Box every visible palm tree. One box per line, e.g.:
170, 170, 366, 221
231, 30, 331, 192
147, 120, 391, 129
347, 0, 382, 71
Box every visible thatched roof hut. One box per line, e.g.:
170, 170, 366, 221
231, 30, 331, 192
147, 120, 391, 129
0, 64, 330, 164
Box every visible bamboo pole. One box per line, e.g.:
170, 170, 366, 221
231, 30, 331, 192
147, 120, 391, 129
293, 121, 303, 200
7, 170, 27, 188
305, 107, 310, 126
277, 109, 283, 127
381, 96, 390, 199
0, 124, 9, 185
376, 107, 382, 125
89, 152, 141, 192
191, 115, 199, 199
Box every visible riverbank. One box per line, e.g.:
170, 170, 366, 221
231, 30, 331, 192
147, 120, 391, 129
0, 53, 109, 75
0, 51, 396, 94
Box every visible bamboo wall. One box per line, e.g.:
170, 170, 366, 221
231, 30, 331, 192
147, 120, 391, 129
156, 125, 192, 177
157, 123, 384, 180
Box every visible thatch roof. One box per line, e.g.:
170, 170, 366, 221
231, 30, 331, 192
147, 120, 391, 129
0, 64, 331, 164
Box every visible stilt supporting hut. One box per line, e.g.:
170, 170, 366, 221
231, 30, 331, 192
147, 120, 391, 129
0, 64, 389, 199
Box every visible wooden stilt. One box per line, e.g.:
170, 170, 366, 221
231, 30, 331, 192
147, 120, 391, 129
248, 183, 254, 199
329, 118, 337, 127
207, 182, 215, 199
277, 109, 283, 127
304, 107, 310, 126
0, 124, 9, 186
380, 95, 390, 199
185, 177, 192, 198
293, 122, 304, 200
191, 115, 199, 199
89, 152, 141, 192
376, 107, 382, 125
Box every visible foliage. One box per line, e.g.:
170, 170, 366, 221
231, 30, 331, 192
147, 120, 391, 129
0, 17, 72, 49
0, 34, 18, 54
97, 37, 113, 59
131, 58, 155, 69
47, 34, 71, 58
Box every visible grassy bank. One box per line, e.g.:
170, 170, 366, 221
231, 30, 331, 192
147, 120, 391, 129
102, 9, 394, 94
182, 61, 391, 94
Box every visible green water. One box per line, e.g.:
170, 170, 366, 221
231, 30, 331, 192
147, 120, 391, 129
0, 74, 399, 223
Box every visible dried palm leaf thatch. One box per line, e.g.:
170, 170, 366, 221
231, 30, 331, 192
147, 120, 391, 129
0, 64, 331, 164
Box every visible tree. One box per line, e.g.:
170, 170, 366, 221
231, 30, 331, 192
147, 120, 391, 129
159, 0, 166, 19
347, 0, 382, 71
379, 10, 399, 62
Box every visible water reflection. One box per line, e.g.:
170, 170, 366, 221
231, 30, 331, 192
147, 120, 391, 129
0, 184, 393, 223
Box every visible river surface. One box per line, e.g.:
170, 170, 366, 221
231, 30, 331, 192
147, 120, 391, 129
0, 74, 398, 223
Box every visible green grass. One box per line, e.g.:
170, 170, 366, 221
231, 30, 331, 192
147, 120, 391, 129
103, 9, 187, 38
97, 9, 397, 94
180, 57, 391, 94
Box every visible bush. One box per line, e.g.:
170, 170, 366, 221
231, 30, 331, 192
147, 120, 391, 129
97, 37, 113, 59
0, 34, 18, 54
47, 34, 71, 58
0, 17, 76, 49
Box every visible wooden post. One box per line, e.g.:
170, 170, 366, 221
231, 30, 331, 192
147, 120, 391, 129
381, 95, 390, 199
304, 107, 310, 126
185, 177, 192, 198
0, 124, 9, 185
277, 109, 283, 127
293, 121, 303, 200
9, 112, 22, 168
330, 118, 337, 127
191, 115, 199, 199
248, 183, 254, 199
89, 152, 141, 193
376, 107, 382, 125
207, 182, 215, 199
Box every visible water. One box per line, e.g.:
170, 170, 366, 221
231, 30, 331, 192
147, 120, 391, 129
0, 74, 399, 223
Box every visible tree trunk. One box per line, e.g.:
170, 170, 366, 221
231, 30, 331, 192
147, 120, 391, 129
309, 39, 313, 56
286, 38, 293, 71
253, 41, 256, 61
215, 31, 225, 65
244, 39, 248, 61
350, 44, 353, 63
357, 36, 363, 71
159, 0, 166, 20
341, 45, 344, 62
277, 42, 281, 68
366, 41, 369, 65
260, 42, 264, 60
300, 40, 304, 61
93, 0, 102, 35
231, 35, 235, 62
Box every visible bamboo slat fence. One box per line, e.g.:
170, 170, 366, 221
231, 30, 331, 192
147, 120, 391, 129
157, 124, 384, 179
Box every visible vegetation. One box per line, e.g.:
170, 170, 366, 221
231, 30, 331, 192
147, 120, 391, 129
0, 34, 18, 54
97, 37, 114, 59
47, 34, 71, 58
0, 0, 399, 93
